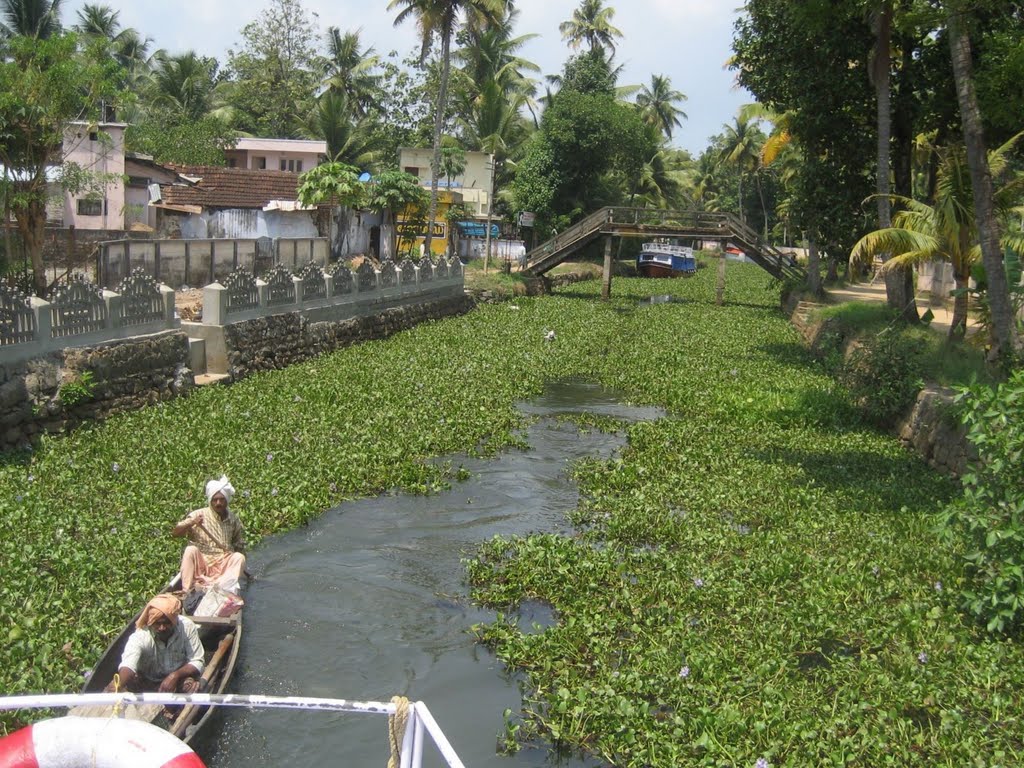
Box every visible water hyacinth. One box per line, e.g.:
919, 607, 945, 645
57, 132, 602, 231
678, 665, 690, 679
693, 577, 704, 588
266, 453, 274, 462
755, 759, 770, 768
0, 264, 1001, 763
112, 463, 120, 473
918, 651, 929, 664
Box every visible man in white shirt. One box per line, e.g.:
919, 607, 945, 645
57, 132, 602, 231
111, 594, 205, 693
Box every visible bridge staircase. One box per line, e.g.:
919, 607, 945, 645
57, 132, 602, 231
523, 207, 805, 282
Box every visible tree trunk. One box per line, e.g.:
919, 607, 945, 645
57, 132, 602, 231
381, 209, 395, 262
876, 1, 919, 323
949, 270, 969, 340
947, 6, 1020, 359
737, 173, 745, 226
756, 169, 768, 241
15, 196, 47, 297
423, 32, 452, 259
807, 235, 822, 295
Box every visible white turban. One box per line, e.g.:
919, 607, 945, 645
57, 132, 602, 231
205, 475, 235, 504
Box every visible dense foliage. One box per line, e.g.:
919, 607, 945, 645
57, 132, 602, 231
940, 371, 1024, 634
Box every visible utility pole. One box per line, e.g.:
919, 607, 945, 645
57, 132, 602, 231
483, 155, 495, 274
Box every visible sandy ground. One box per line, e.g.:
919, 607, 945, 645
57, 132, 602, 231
175, 288, 203, 321
826, 279, 978, 337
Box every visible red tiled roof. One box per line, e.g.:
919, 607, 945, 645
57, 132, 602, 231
160, 165, 301, 210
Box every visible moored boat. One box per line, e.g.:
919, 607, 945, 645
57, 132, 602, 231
69, 575, 243, 745
637, 241, 697, 277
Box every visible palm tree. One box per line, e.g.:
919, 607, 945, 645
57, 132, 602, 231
559, 0, 622, 55
321, 27, 381, 118
636, 74, 686, 140
149, 51, 221, 121
74, 2, 118, 37
850, 138, 1024, 339
307, 91, 380, 169
717, 114, 764, 228
1, 0, 63, 38
946, 3, 1021, 358
388, 0, 501, 256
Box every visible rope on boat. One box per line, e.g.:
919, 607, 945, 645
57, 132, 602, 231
387, 695, 410, 768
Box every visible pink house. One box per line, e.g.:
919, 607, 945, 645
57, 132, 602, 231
224, 137, 327, 173
62, 121, 127, 230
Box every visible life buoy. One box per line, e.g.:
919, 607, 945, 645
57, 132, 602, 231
0, 716, 206, 768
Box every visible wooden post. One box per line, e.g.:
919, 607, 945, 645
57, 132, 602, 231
154, 241, 162, 283
602, 235, 613, 300
716, 253, 726, 306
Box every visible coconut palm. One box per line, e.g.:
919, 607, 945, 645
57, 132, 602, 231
636, 74, 686, 140
321, 27, 381, 118
559, 0, 622, 56
946, 4, 1021, 357
307, 91, 380, 169
1, 0, 63, 38
148, 51, 221, 121
74, 2, 118, 37
717, 113, 765, 228
388, 0, 502, 256
850, 137, 1024, 339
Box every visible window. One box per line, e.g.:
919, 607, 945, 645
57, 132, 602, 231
255, 156, 266, 170
296, 160, 303, 172
280, 158, 299, 172
88, 131, 98, 142
280, 159, 287, 171
127, 176, 149, 187
77, 198, 106, 216
404, 166, 419, 176
227, 158, 238, 168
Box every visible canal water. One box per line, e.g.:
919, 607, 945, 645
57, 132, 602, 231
200, 380, 665, 768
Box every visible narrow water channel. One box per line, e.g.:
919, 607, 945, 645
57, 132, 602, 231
199, 380, 665, 768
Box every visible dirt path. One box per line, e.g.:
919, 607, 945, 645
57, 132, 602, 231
826, 279, 979, 338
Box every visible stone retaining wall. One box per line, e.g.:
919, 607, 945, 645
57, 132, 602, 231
0, 331, 193, 451
786, 293, 973, 476
221, 293, 475, 381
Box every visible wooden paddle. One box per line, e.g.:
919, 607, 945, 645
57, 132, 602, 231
170, 631, 236, 739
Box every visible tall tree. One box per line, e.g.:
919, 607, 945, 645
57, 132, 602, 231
0, 0, 63, 39
0, 33, 123, 295
321, 27, 381, 118
717, 114, 763, 228
946, 2, 1021, 359
226, 0, 322, 137
559, 0, 623, 55
870, 0, 919, 321
635, 74, 686, 140
388, 0, 501, 256
851, 140, 1024, 339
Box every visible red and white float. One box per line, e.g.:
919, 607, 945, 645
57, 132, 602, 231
0, 716, 205, 768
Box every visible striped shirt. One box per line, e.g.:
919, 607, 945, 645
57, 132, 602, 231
180, 506, 245, 561
120, 617, 205, 682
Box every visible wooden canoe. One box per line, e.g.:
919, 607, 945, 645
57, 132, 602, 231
69, 575, 243, 745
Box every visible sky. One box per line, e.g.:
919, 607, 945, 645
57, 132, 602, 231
62, 0, 754, 158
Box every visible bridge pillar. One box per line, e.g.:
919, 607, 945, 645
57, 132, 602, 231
601, 236, 613, 300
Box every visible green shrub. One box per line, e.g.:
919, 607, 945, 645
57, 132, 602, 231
939, 371, 1024, 633
58, 371, 95, 408
839, 328, 924, 425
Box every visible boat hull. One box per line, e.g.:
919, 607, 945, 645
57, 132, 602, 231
72, 575, 243, 745
637, 246, 697, 278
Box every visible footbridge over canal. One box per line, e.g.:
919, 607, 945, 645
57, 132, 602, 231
523, 207, 805, 284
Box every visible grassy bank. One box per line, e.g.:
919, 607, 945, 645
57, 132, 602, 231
2, 265, 1018, 766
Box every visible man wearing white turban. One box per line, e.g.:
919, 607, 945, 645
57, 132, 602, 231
172, 475, 246, 592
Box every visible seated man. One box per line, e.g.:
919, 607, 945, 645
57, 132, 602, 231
109, 594, 204, 693
172, 475, 246, 592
